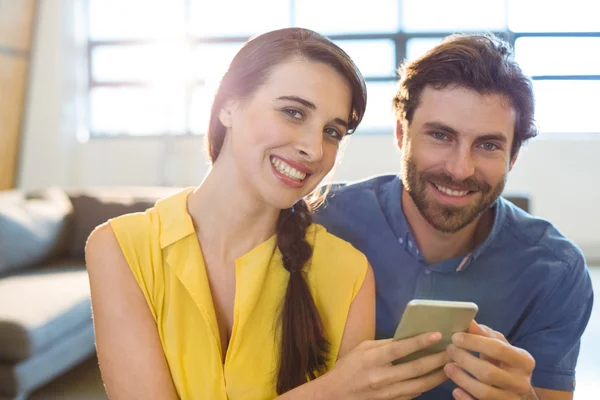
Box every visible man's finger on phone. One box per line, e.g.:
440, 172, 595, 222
444, 362, 512, 400
447, 344, 530, 394
452, 332, 535, 372
380, 332, 442, 365
468, 320, 509, 344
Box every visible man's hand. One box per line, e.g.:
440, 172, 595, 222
444, 321, 537, 400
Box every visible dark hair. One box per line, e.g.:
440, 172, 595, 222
392, 33, 537, 159
204, 27, 367, 394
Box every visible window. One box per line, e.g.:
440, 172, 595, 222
86, 0, 600, 137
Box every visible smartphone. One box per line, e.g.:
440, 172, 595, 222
391, 299, 478, 365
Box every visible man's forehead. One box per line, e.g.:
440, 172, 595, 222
413, 86, 516, 141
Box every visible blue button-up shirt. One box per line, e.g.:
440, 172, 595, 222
315, 174, 593, 397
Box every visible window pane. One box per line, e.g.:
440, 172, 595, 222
191, 42, 244, 81
334, 40, 396, 78
515, 38, 600, 76
356, 81, 397, 134
190, 85, 216, 135
406, 38, 443, 61
88, 0, 185, 40
295, 0, 400, 34
92, 43, 193, 83
509, 0, 600, 32
402, 0, 506, 32
189, 0, 290, 37
90, 87, 186, 135
534, 81, 600, 133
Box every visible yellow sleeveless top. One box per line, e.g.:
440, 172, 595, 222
109, 188, 368, 399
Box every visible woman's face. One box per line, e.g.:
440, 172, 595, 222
217, 57, 353, 209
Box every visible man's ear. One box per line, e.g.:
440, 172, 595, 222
218, 99, 236, 128
395, 120, 405, 150
509, 149, 519, 171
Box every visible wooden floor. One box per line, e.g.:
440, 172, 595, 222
28, 355, 107, 400
30, 267, 600, 399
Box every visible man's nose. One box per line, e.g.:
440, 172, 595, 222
444, 149, 475, 182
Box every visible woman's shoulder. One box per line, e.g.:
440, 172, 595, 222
110, 207, 158, 232
108, 208, 160, 249
108, 187, 192, 245
309, 223, 368, 274
310, 223, 365, 254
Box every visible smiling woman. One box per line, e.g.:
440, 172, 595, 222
84, 27, 378, 400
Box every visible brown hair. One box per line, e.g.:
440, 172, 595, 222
204, 27, 367, 394
392, 33, 538, 158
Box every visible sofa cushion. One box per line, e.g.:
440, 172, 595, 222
66, 186, 180, 258
0, 188, 73, 275
0, 319, 95, 397
0, 264, 90, 362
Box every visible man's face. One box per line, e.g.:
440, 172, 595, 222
398, 85, 517, 233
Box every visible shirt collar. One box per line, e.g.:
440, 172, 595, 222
471, 197, 506, 260
379, 175, 411, 243
156, 187, 196, 249
379, 175, 507, 271
155, 187, 280, 260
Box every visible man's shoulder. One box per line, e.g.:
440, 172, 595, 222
314, 175, 399, 243
322, 174, 398, 208
499, 198, 585, 268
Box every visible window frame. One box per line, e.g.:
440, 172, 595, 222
85, 0, 600, 138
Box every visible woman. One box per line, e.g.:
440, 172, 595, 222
85, 27, 375, 399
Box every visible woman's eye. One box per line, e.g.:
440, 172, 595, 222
325, 127, 343, 141
283, 108, 303, 119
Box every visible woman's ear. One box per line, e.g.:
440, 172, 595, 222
218, 99, 236, 128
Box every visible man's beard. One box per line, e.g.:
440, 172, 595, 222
401, 154, 506, 233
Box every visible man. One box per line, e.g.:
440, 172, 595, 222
315, 34, 593, 399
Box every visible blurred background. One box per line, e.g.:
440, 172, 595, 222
0, 0, 598, 398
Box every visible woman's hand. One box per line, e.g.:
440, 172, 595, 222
280, 332, 449, 400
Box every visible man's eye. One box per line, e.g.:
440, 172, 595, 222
432, 132, 448, 140
482, 142, 499, 151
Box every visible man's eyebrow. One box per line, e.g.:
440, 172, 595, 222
423, 122, 459, 136
423, 121, 508, 143
276, 95, 349, 130
476, 134, 508, 143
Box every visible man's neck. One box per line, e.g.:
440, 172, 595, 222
401, 189, 493, 264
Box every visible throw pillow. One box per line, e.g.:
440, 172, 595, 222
0, 187, 74, 275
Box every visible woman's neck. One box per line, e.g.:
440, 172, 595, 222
188, 162, 280, 262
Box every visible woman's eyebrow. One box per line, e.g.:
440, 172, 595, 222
275, 95, 349, 130
276, 95, 316, 109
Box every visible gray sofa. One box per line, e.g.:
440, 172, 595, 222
0, 187, 178, 400
0, 186, 529, 400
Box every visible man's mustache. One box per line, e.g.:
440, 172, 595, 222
421, 171, 491, 192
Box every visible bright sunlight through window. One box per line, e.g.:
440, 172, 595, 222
86, 0, 600, 137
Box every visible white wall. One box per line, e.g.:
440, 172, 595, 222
18, 0, 600, 262
19, 0, 71, 189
